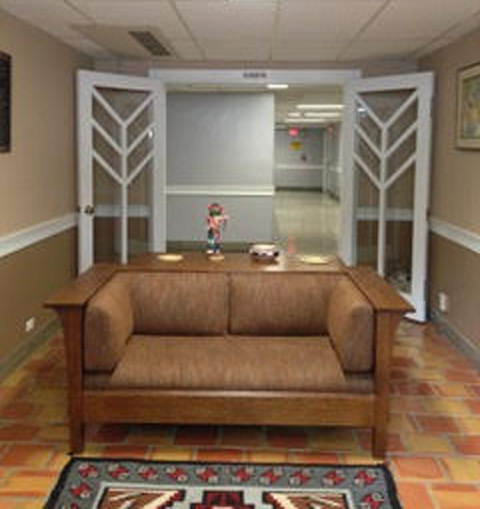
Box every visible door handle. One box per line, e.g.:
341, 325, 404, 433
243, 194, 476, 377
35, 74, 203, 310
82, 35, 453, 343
83, 205, 95, 215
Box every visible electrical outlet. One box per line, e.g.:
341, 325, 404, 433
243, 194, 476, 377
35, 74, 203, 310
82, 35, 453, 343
438, 292, 449, 313
25, 317, 35, 333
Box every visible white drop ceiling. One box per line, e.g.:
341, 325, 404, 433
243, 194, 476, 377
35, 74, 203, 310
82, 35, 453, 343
1, 0, 480, 64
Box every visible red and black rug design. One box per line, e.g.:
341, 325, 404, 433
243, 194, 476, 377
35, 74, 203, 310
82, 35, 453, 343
45, 459, 402, 509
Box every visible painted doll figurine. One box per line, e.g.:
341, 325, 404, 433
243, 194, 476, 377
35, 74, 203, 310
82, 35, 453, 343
206, 202, 229, 254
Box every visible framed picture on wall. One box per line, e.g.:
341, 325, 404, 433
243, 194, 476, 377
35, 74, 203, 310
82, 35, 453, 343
0, 52, 11, 153
457, 62, 480, 149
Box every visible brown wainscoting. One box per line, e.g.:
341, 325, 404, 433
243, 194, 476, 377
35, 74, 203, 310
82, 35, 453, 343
428, 232, 480, 354
0, 228, 76, 364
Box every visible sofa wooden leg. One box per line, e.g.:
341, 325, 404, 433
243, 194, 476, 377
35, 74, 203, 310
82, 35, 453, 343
372, 425, 387, 459
69, 421, 84, 454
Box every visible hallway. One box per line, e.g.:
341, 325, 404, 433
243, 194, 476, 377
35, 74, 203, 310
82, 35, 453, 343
273, 190, 340, 256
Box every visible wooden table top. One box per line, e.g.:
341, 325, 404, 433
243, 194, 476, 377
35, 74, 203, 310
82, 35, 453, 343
126, 252, 345, 273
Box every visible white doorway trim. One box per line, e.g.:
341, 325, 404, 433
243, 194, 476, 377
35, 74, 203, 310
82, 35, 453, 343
148, 68, 361, 87
148, 67, 360, 254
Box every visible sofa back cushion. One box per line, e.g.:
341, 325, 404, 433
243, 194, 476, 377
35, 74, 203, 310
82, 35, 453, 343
130, 272, 228, 335
229, 273, 339, 335
84, 273, 133, 372
327, 277, 374, 372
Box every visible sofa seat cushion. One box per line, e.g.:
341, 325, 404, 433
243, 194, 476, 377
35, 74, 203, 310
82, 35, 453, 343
110, 335, 348, 392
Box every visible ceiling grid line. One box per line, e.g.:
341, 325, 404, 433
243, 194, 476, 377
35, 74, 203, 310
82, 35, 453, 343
62, 0, 95, 25
168, 0, 206, 61
268, 0, 281, 63
336, 0, 392, 61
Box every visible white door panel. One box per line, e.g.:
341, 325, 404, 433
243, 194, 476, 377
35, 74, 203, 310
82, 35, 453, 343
341, 73, 434, 321
77, 71, 166, 273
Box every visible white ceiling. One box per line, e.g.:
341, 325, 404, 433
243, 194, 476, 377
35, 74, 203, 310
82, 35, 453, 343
2, 0, 480, 63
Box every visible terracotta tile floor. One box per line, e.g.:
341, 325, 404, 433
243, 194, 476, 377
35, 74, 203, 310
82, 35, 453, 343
0, 321, 480, 508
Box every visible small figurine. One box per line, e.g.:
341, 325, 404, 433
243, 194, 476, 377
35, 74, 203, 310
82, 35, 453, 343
206, 202, 228, 254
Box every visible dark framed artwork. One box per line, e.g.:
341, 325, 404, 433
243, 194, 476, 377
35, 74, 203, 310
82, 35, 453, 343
0, 52, 11, 153
456, 62, 480, 149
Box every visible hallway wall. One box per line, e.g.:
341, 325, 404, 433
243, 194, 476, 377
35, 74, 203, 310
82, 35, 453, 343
166, 92, 275, 242
0, 8, 90, 367
420, 25, 480, 356
274, 127, 325, 189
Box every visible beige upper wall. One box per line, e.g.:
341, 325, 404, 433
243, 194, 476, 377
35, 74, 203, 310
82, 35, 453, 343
420, 28, 480, 236
0, 8, 91, 236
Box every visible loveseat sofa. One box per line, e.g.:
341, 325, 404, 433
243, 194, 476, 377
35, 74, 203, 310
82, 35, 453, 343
46, 254, 412, 458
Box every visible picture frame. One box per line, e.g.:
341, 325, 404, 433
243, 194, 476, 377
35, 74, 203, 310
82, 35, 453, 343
0, 51, 11, 153
456, 62, 480, 149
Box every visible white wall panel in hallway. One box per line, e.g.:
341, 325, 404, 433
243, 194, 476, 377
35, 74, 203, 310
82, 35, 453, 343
166, 92, 275, 242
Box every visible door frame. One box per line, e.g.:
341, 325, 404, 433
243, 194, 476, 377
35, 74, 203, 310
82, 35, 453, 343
341, 72, 434, 321
77, 70, 166, 272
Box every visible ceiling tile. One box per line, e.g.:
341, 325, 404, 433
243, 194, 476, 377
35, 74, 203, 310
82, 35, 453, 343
341, 38, 428, 61
364, 0, 480, 39
175, 0, 276, 41
272, 42, 345, 62
0, 0, 91, 39
63, 37, 114, 59
69, 0, 190, 40
198, 40, 271, 61
277, 0, 386, 41
170, 39, 204, 61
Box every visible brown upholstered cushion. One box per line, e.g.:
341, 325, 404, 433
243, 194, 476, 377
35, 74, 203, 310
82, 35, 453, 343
130, 272, 228, 335
229, 273, 339, 335
84, 274, 133, 372
110, 335, 348, 392
327, 278, 374, 372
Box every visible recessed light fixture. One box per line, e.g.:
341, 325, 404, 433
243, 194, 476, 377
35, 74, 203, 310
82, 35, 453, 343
267, 84, 289, 90
304, 112, 342, 118
297, 104, 344, 110
287, 112, 302, 118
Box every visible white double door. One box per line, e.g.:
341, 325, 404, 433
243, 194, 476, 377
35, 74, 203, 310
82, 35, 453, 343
77, 71, 166, 273
77, 70, 433, 322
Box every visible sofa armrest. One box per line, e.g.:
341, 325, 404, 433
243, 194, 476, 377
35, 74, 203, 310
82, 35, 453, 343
345, 266, 414, 314
45, 264, 117, 310
327, 278, 374, 372
84, 275, 133, 372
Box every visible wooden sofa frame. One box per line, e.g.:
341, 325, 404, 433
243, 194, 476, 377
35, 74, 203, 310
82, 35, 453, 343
46, 261, 412, 459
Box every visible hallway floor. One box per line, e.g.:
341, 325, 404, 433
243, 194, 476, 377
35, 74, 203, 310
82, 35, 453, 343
0, 322, 479, 507
273, 190, 340, 256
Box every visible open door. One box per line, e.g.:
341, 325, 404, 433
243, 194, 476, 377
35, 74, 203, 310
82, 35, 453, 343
341, 73, 434, 321
77, 71, 166, 273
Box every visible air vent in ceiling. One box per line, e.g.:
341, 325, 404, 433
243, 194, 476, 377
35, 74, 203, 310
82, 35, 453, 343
129, 31, 171, 56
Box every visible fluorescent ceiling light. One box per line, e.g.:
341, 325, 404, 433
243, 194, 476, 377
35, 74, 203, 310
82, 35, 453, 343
297, 104, 344, 110
267, 84, 289, 90
304, 112, 342, 118
287, 112, 302, 118
284, 118, 327, 124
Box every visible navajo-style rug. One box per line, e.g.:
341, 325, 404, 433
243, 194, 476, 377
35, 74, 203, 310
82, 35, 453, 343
45, 459, 402, 509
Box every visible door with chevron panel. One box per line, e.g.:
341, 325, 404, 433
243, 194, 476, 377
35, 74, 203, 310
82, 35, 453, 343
342, 74, 433, 321
77, 71, 166, 273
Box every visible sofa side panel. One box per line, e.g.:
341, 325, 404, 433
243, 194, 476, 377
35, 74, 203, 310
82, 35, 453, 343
84, 273, 133, 372
327, 278, 374, 372
229, 273, 340, 336
130, 272, 228, 335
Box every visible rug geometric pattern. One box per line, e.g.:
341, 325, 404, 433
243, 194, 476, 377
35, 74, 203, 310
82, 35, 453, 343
45, 459, 401, 509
